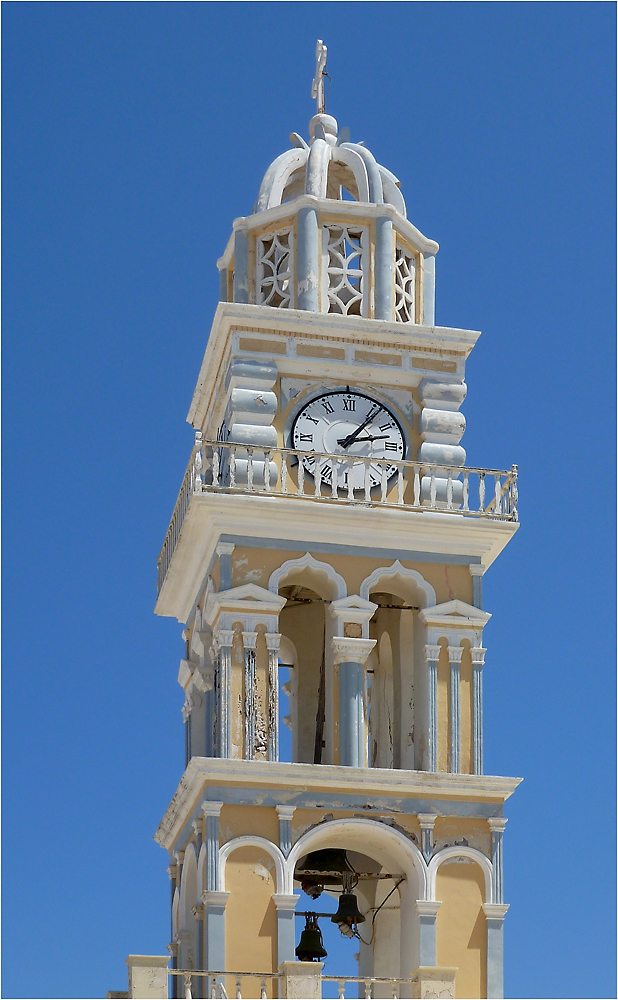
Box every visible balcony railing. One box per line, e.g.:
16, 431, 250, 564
168, 968, 425, 999
157, 435, 518, 592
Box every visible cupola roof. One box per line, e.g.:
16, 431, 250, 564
254, 112, 406, 218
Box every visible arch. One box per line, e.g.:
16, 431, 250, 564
379, 166, 406, 217
268, 552, 347, 600
330, 147, 370, 203
427, 846, 493, 903
172, 886, 180, 940
340, 143, 383, 204
219, 836, 286, 895
278, 634, 298, 666
305, 138, 330, 200
285, 817, 427, 899
178, 843, 199, 931
256, 147, 309, 212
360, 561, 436, 608
197, 841, 207, 896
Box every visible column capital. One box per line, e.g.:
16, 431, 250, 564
174, 851, 184, 864
191, 819, 202, 838
216, 541, 236, 557
201, 890, 230, 908
272, 893, 300, 910
331, 635, 376, 665
166, 864, 178, 880
201, 800, 223, 818
213, 629, 235, 650
166, 942, 178, 957
417, 813, 437, 831
265, 632, 281, 651
276, 804, 296, 821
242, 630, 259, 650
488, 817, 508, 833
424, 643, 442, 661
448, 645, 464, 663
482, 902, 509, 921
471, 646, 487, 665
192, 904, 205, 920
469, 564, 485, 577
415, 899, 441, 917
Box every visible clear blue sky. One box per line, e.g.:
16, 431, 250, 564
2, 3, 615, 998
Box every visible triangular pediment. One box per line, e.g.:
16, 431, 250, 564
205, 583, 287, 625
331, 595, 378, 613
419, 599, 491, 627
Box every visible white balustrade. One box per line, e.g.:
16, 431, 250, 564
157, 440, 518, 593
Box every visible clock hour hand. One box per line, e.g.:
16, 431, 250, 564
337, 434, 389, 444
338, 405, 382, 449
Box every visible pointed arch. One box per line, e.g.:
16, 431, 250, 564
269, 552, 347, 600
219, 836, 286, 895
427, 846, 493, 903
360, 561, 436, 608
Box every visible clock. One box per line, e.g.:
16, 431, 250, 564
290, 389, 406, 492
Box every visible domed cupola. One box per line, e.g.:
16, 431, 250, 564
217, 46, 439, 327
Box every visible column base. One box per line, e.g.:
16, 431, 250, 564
410, 966, 457, 1000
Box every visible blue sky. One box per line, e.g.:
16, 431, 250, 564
2, 3, 615, 998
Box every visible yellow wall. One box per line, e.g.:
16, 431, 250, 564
225, 846, 278, 996
436, 859, 487, 1000
219, 805, 280, 847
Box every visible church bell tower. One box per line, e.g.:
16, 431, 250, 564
136, 41, 521, 1000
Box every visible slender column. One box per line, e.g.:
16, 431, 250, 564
167, 864, 178, 1000
201, 801, 223, 892
331, 637, 376, 767
296, 205, 319, 311
192, 903, 205, 998
243, 631, 258, 760
415, 900, 441, 966
470, 563, 484, 609
488, 817, 507, 904
167, 942, 179, 1000
448, 646, 463, 774
216, 542, 235, 592
483, 903, 509, 999
417, 814, 436, 863
421, 252, 435, 326
266, 633, 282, 762
276, 805, 295, 857
233, 226, 249, 303
272, 894, 301, 966
202, 891, 230, 993
471, 647, 486, 775
215, 631, 234, 759
424, 645, 441, 772
375, 215, 394, 320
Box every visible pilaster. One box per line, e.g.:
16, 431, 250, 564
276, 804, 295, 857
417, 814, 436, 863
488, 817, 507, 903
448, 646, 463, 773
201, 801, 223, 892
272, 894, 301, 966
469, 563, 484, 609
415, 900, 441, 966
483, 903, 509, 999
423, 644, 441, 772
472, 647, 486, 775
201, 891, 230, 992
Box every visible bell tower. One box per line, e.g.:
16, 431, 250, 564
131, 41, 521, 1000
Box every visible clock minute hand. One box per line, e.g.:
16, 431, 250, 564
339, 406, 382, 449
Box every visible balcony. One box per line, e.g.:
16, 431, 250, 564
157, 437, 518, 595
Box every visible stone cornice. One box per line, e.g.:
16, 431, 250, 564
155, 758, 522, 851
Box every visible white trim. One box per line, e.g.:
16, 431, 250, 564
197, 842, 207, 896
427, 846, 493, 903
178, 843, 198, 932
268, 551, 347, 599
285, 817, 428, 899
359, 561, 436, 608
419, 599, 491, 627
218, 835, 286, 895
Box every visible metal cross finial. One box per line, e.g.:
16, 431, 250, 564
312, 39, 328, 114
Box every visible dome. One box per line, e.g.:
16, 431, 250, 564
255, 114, 406, 217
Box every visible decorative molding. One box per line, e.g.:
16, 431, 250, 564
487, 817, 508, 833
268, 551, 347, 599
191, 905, 205, 920
275, 805, 296, 821
272, 893, 300, 910
419, 599, 491, 628
482, 903, 509, 920
265, 632, 281, 652
424, 644, 442, 662
469, 564, 484, 577
447, 646, 464, 663
215, 541, 236, 557
201, 890, 230, 908
471, 646, 487, 665
241, 630, 258, 650
359, 560, 436, 607
417, 814, 437, 831
415, 900, 441, 917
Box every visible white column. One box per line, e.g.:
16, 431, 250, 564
214, 630, 234, 759
448, 646, 463, 773
488, 817, 507, 903
469, 563, 484, 609
242, 631, 258, 759
331, 636, 376, 767
272, 894, 300, 967
483, 903, 509, 999
266, 632, 282, 761
424, 645, 441, 772
471, 647, 486, 775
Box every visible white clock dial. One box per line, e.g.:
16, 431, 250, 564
290, 389, 406, 492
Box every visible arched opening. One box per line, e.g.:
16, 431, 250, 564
178, 846, 198, 974
225, 845, 278, 997
278, 583, 327, 764
436, 856, 488, 999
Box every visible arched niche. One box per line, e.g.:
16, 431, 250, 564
286, 817, 426, 980
433, 851, 489, 1000
222, 839, 280, 985
359, 561, 436, 608
178, 844, 198, 970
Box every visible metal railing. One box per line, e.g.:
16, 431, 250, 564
158, 435, 519, 592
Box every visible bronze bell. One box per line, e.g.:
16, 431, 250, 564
295, 848, 354, 899
331, 891, 365, 937
295, 913, 327, 961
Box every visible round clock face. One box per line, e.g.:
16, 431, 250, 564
290, 389, 406, 492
